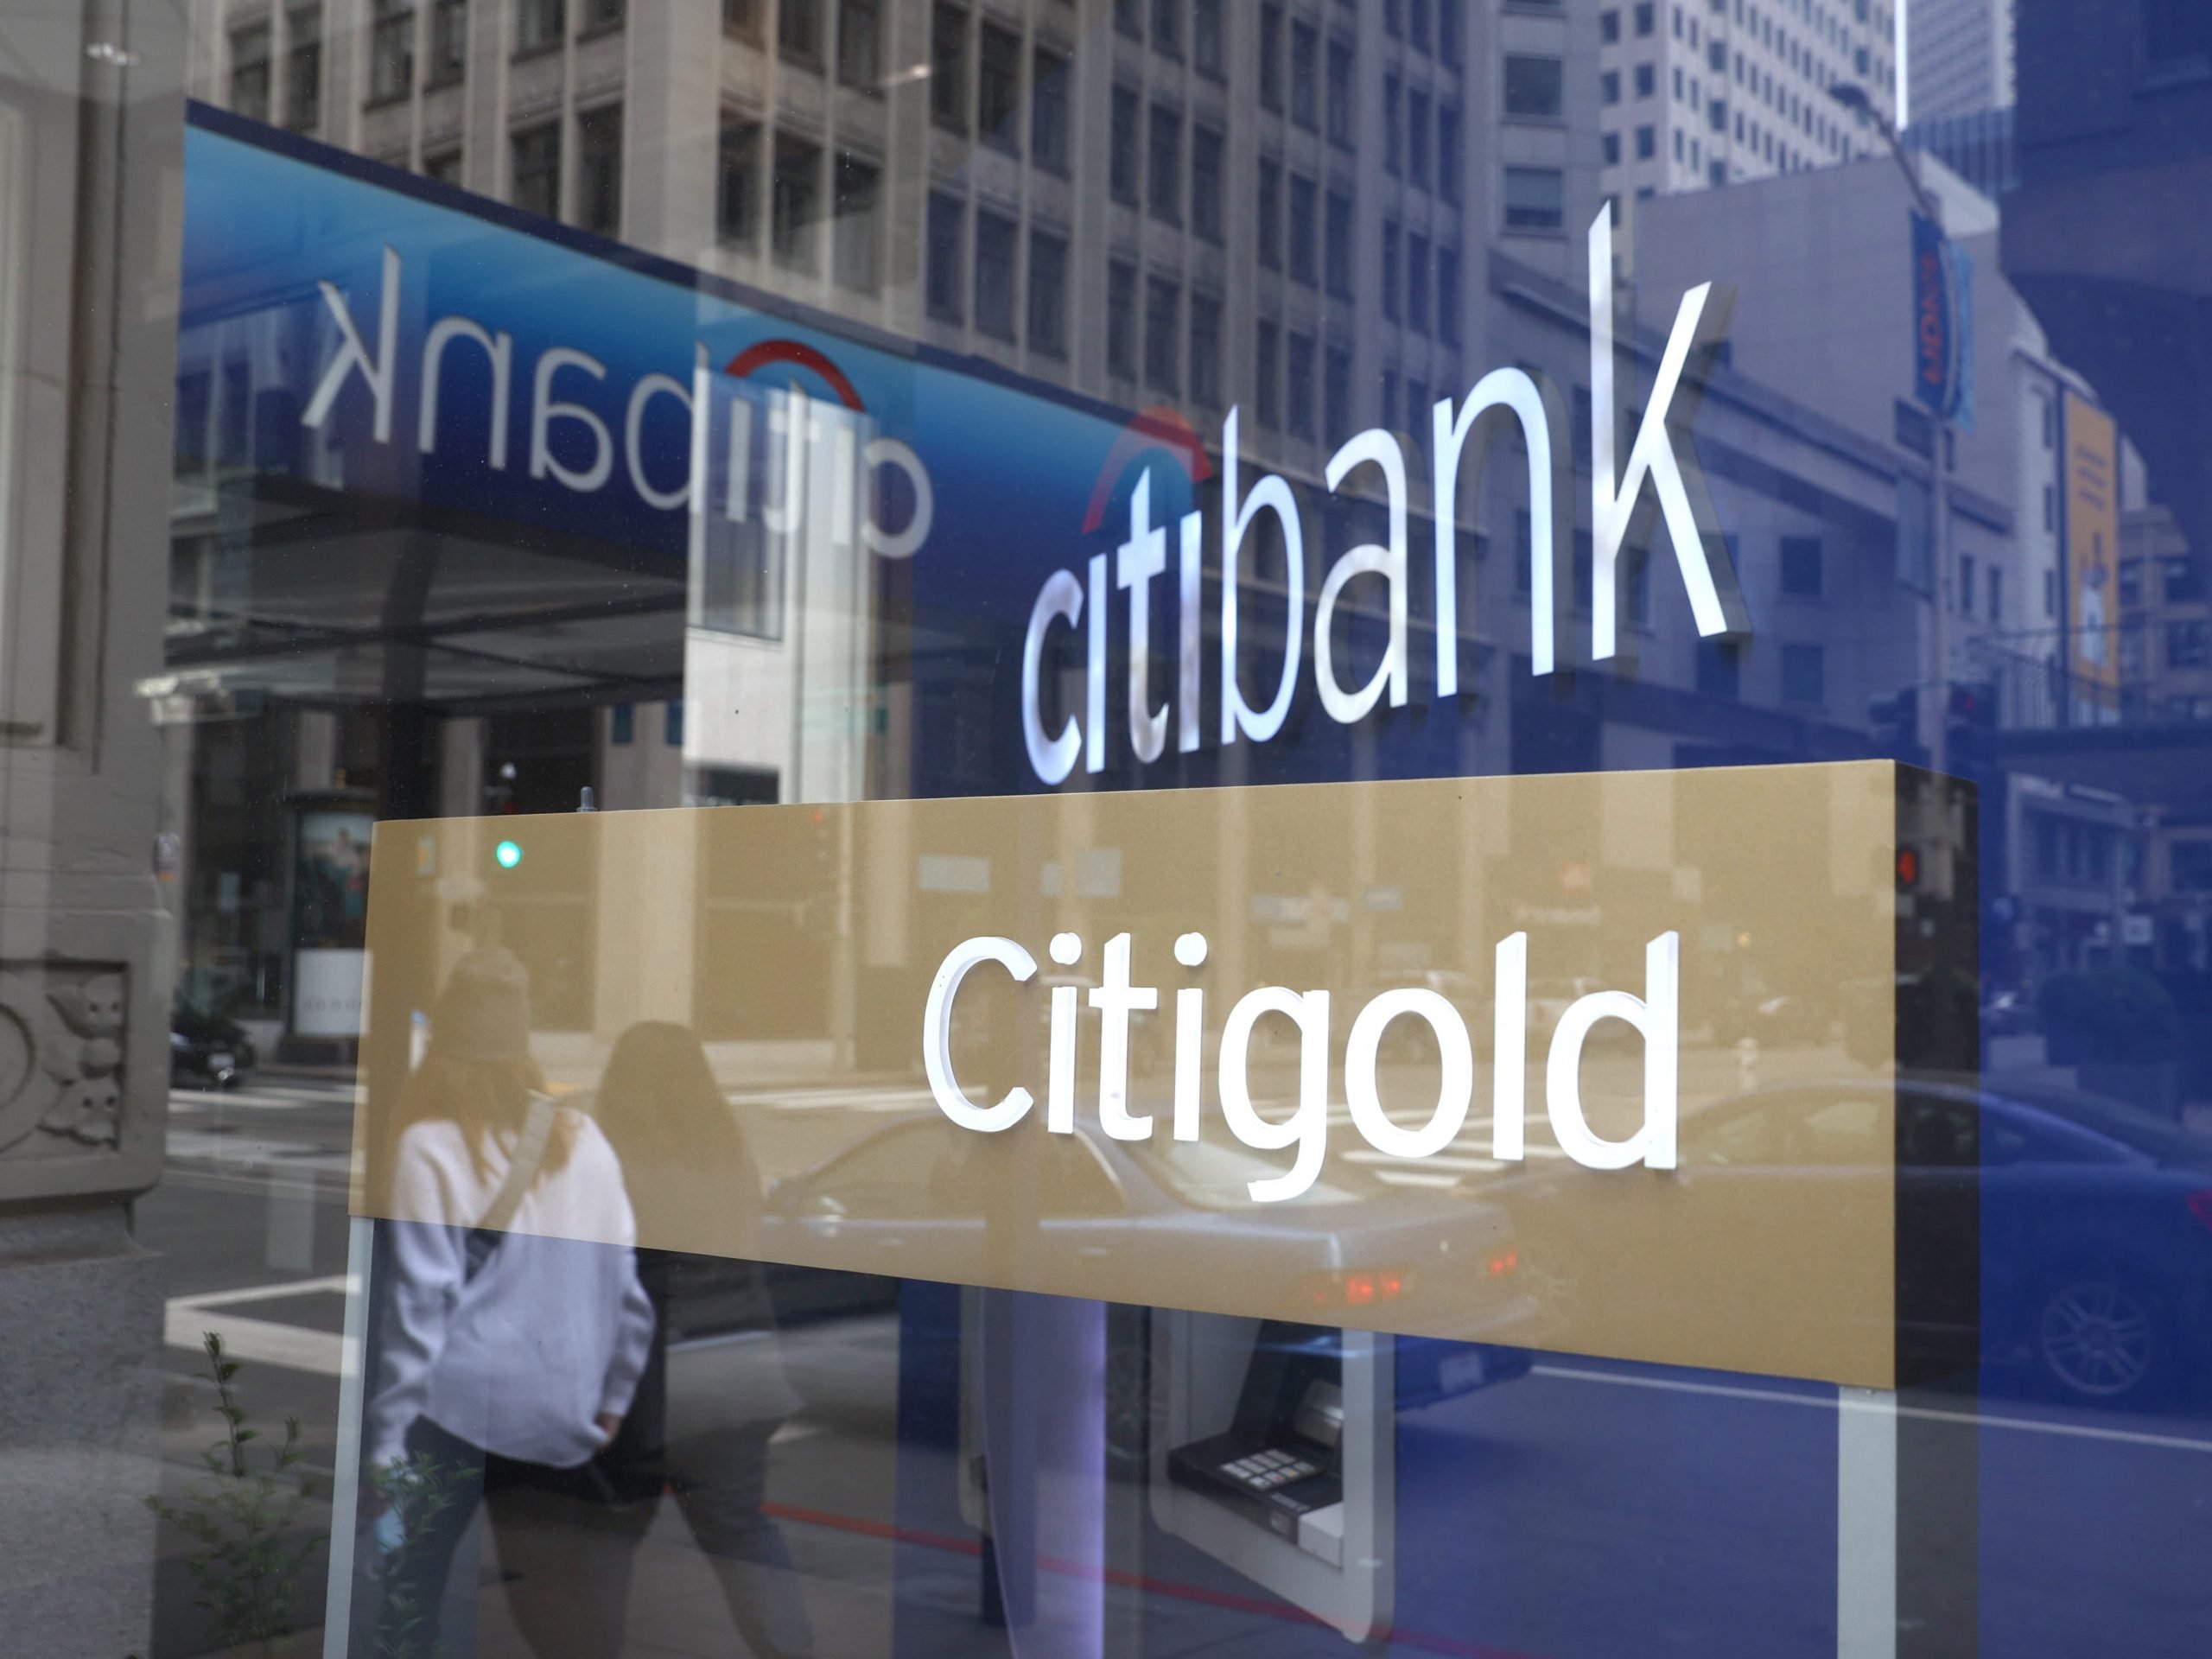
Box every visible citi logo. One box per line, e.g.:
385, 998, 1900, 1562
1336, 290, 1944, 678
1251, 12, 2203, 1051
922, 925, 1681, 1203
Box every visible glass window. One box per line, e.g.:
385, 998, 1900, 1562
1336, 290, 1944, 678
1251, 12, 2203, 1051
1287, 329, 1316, 437
1194, 0, 1225, 78
925, 190, 964, 321
1781, 534, 1823, 595
229, 21, 271, 121
1190, 292, 1224, 407
1290, 21, 1319, 129
718, 118, 761, 245
1145, 276, 1181, 393
779, 0, 823, 65
1255, 315, 1281, 427
1257, 158, 1282, 270
1504, 54, 1565, 119
1288, 172, 1318, 285
832, 151, 880, 292
511, 119, 561, 219
973, 208, 1017, 339
518, 0, 565, 53
1106, 258, 1138, 378
284, 5, 323, 132
1033, 51, 1071, 173
978, 23, 1021, 149
1027, 229, 1067, 356
771, 131, 822, 270
1503, 165, 1566, 231
1325, 189, 1352, 296
1192, 125, 1225, 244
838, 0, 882, 89
1109, 85, 1141, 203
576, 104, 622, 237
1148, 103, 1183, 226
1259, 3, 1284, 111
369, 1, 416, 105
931, 4, 968, 131
429, 0, 468, 80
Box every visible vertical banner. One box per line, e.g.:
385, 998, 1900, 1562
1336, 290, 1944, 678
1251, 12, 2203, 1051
2062, 391, 2120, 694
1909, 210, 1973, 430
292, 805, 374, 1038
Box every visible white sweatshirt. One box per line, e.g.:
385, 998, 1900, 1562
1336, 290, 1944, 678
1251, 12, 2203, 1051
365, 1111, 656, 1470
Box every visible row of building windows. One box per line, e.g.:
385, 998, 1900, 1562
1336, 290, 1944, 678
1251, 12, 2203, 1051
716, 124, 882, 292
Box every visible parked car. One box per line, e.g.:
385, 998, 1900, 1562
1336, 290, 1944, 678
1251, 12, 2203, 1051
169, 997, 255, 1088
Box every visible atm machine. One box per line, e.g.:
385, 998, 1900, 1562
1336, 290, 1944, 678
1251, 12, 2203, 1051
1150, 1311, 1396, 1642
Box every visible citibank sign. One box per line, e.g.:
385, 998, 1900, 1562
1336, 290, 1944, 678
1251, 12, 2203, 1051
1021, 207, 1749, 784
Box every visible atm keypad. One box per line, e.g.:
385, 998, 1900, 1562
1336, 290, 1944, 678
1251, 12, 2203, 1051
1220, 1449, 1323, 1495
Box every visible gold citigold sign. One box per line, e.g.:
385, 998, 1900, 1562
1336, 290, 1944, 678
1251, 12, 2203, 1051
355, 761, 1959, 1390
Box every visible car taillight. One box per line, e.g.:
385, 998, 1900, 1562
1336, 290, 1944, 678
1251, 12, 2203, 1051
1305, 1269, 1409, 1308
1487, 1249, 1520, 1278
2188, 1191, 2212, 1234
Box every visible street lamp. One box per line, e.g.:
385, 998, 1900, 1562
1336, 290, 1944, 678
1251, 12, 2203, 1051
1833, 79, 1955, 772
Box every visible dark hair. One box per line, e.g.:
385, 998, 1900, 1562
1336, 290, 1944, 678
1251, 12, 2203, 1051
593, 1022, 759, 1238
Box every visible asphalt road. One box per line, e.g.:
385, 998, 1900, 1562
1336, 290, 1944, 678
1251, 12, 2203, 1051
137, 1076, 2212, 1659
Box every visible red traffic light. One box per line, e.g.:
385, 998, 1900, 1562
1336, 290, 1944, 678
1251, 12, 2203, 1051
1896, 845, 1920, 888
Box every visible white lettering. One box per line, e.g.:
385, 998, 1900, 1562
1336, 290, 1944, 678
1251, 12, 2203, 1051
1116, 474, 1170, 765
1218, 985, 1332, 1203
1316, 428, 1411, 724
1220, 407, 1306, 747
418, 315, 512, 469
1021, 570, 1084, 785
303, 245, 401, 444
1344, 988, 1472, 1159
1433, 372, 1564, 683
530, 346, 614, 492
625, 371, 696, 511
923, 936, 1039, 1132
1089, 932, 1159, 1141
1544, 931, 1681, 1170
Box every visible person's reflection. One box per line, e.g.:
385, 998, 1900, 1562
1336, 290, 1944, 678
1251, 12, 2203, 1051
363, 948, 656, 1657
591, 1021, 817, 1659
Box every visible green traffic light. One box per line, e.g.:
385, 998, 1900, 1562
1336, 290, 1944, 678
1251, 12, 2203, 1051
495, 839, 524, 869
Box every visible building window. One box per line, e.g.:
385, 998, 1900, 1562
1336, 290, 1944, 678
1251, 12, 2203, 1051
1636, 62, 1656, 98
1260, 5, 1284, 111
1503, 54, 1564, 119
925, 192, 964, 321
1384, 75, 1402, 174
1408, 0, 1431, 53
1290, 22, 1319, 130
1604, 132, 1622, 165
1190, 293, 1224, 408
1110, 86, 1141, 204
1327, 41, 1355, 147
779, 0, 823, 66
1108, 261, 1139, 378
1325, 190, 1352, 297
1287, 333, 1316, 439
1603, 69, 1620, 106
2168, 621, 2209, 671
832, 152, 879, 292
1504, 166, 1565, 232
285, 6, 324, 132
577, 105, 622, 237
979, 23, 1022, 150
931, 5, 969, 132
1437, 0, 1459, 63
2119, 560, 2144, 608
1324, 346, 1351, 442
1257, 160, 1282, 270
1780, 535, 1823, 596
1602, 9, 1621, 43
1635, 1, 1656, 34
1382, 221, 1401, 321
1438, 106, 1460, 201
1407, 233, 1430, 334
1148, 104, 1183, 226
1287, 174, 1317, 286
1696, 639, 1742, 699
517, 0, 564, 54
1192, 126, 1225, 244
429, 0, 468, 83
1436, 246, 1459, 345
580, 0, 624, 31
369, 1, 416, 104
1115, 0, 1142, 41
512, 121, 561, 219
1151, 0, 1180, 57
1256, 319, 1281, 429
1033, 52, 1071, 174
838, 0, 881, 89
1027, 231, 1067, 356
771, 133, 823, 271
1782, 644, 1825, 705
1990, 565, 2005, 624
1195, 0, 1226, 78
1409, 89, 1432, 187
1145, 277, 1182, 395
718, 119, 761, 246
2166, 556, 2205, 603
423, 147, 463, 186
974, 209, 1018, 340
724, 0, 761, 40
230, 22, 272, 121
